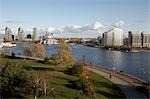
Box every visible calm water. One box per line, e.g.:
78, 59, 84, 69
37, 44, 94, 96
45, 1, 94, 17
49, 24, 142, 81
1, 43, 150, 81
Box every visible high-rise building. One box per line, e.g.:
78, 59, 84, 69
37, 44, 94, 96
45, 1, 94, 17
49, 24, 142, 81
18, 27, 24, 41
142, 32, 150, 48
32, 27, 39, 41
128, 31, 150, 48
102, 28, 123, 46
0, 34, 5, 44
4, 27, 12, 42
128, 31, 142, 47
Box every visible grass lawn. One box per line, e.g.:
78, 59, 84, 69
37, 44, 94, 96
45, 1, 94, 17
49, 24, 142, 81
0, 55, 50, 67
0, 55, 126, 99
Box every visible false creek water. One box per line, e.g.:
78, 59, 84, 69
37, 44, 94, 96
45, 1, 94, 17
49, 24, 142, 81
1, 43, 150, 81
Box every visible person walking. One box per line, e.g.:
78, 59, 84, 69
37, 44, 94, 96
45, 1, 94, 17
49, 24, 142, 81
109, 74, 112, 79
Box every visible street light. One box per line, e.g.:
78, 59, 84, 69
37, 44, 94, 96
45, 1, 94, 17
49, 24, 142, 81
112, 66, 116, 76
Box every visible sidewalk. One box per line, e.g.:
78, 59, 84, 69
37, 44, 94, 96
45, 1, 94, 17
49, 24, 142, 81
85, 66, 147, 99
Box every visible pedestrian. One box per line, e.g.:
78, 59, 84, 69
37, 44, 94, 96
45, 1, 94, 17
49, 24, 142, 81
109, 74, 112, 79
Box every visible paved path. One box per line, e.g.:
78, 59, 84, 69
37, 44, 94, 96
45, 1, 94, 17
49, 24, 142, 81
85, 66, 147, 99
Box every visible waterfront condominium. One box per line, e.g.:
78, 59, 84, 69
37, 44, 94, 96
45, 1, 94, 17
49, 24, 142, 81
128, 31, 142, 47
142, 32, 150, 48
32, 27, 39, 41
4, 27, 12, 42
128, 31, 150, 48
102, 28, 123, 46
18, 27, 24, 41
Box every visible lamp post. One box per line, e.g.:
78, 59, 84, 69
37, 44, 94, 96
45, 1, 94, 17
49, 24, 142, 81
112, 66, 116, 76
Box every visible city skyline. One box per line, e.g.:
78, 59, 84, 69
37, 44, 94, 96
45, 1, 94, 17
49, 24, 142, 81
0, 0, 150, 37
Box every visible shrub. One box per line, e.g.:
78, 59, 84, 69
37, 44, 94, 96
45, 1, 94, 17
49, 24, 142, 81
75, 75, 96, 98
73, 68, 96, 98
71, 63, 83, 77
43, 57, 50, 64
0, 61, 32, 98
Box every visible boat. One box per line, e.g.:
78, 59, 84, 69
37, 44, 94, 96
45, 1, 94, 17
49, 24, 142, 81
70, 43, 75, 46
131, 50, 139, 52
1, 42, 16, 48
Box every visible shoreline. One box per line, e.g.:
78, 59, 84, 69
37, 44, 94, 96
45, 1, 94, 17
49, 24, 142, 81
85, 65, 148, 99
84, 64, 147, 85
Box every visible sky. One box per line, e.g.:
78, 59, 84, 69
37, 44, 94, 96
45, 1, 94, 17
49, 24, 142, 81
0, 0, 150, 38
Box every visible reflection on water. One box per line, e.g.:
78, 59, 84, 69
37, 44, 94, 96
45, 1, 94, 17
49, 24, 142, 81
1, 43, 150, 81
71, 45, 150, 81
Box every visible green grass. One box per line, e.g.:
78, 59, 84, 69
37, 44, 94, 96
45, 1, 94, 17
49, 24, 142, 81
90, 72, 126, 99
26, 70, 126, 99
0, 55, 51, 67
0, 55, 126, 99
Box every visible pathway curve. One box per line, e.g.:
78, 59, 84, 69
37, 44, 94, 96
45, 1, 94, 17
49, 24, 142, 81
85, 66, 147, 99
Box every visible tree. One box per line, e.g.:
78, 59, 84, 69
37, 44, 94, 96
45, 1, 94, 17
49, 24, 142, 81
0, 61, 32, 98
23, 43, 45, 58
28, 71, 56, 99
74, 67, 96, 98
50, 40, 74, 65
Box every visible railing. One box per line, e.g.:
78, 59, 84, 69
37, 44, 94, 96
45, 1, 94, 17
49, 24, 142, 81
84, 63, 147, 86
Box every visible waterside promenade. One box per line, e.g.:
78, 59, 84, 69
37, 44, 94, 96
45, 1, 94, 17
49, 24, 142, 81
84, 65, 148, 99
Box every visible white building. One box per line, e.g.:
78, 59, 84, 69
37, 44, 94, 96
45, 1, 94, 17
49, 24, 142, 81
102, 28, 123, 46
142, 32, 150, 47
44, 32, 58, 44
128, 31, 142, 47
5, 27, 12, 42
32, 27, 39, 41
0, 34, 5, 46
18, 27, 24, 41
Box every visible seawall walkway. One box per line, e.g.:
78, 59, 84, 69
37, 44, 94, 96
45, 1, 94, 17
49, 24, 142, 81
85, 65, 148, 99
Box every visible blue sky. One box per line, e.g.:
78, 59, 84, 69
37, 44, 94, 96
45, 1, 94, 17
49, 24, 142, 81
0, 0, 149, 37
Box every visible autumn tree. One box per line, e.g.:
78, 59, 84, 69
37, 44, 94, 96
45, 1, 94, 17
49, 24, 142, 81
23, 43, 45, 58
50, 40, 74, 65
73, 64, 96, 98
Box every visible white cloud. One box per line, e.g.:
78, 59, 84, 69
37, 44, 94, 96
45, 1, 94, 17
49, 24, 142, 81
1, 20, 125, 38
93, 21, 103, 30
0, 29, 5, 34
48, 27, 55, 33
114, 20, 124, 28
60, 21, 105, 34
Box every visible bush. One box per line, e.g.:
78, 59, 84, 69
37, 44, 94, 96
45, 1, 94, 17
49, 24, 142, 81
43, 57, 50, 64
72, 67, 96, 98
75, 75, 96, 98
0, 61, 32, 98
137, 83, 150, 98
71, 63, 83, 77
